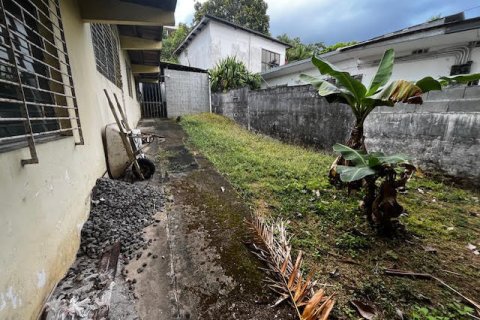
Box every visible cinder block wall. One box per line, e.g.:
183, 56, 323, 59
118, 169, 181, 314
165, 69, 210, 118
365, 86, 480, 184
212, 85, 480, 186
211, 87, 250, 127
212, 85, 355, 149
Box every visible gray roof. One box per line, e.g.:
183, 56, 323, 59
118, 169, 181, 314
340, 12, 480, 52
174, 15, 291, 55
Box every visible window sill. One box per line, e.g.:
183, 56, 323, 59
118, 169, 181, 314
0, 134, 72, 154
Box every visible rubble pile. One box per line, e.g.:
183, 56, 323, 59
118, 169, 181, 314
80, 177, 164, 260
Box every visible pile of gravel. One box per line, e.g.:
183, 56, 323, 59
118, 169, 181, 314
80, 177, 164, 261
46, 178, 163, 319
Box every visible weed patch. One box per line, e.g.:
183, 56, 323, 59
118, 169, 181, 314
181, 113, 480, 319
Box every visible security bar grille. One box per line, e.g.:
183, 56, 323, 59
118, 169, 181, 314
0, 0, 84, 165
141, 83, 165, 118
91, 23, 122, 88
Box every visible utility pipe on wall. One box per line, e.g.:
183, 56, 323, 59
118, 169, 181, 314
208, 75, 212, 113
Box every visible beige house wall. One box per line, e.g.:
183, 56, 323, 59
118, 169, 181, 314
0, 0, 143, 318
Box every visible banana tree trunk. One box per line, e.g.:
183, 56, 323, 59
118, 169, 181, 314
370, 178, 404, 234
363, 176, 377, 224
346, 125, 365, 150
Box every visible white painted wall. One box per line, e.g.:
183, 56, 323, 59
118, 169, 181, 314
178, 20, 288, 73
178, 23, 212, 70
262, 29, 480, 88
0, 0, 142, 318
165, 69, 210, 118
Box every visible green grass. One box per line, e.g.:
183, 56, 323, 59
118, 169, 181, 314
180, 113, 480, 319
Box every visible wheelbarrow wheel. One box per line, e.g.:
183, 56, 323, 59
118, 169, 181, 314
133, 158, 156, 180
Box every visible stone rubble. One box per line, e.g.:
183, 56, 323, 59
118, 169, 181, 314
80, 177, 164, 261
44, 177, 163, 319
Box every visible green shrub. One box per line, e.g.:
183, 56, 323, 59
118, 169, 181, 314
209, 56, 262, 92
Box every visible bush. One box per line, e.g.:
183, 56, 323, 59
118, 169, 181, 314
209, 56, 262, 92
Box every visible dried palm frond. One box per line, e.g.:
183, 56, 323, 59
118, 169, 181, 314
249, 215, 335, 320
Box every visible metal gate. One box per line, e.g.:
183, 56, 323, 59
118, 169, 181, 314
140, 83, 166, 118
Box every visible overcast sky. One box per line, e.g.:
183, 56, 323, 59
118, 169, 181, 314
174, 0, 480, 45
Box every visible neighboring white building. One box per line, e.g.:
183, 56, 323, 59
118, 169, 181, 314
262, 13, 480, 88
175, 15, 291, 73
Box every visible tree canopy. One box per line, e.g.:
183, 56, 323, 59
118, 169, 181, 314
194, 0, 270, 35
320, 41, 358, 54
427, 14, 442, 22
276, 35, 357, 63
277, 34, 324, 62
160, 23, 190, 63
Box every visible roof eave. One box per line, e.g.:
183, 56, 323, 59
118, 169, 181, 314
174, 16, 209, 55
340, 15, 480, 53
79, 0, 176, 26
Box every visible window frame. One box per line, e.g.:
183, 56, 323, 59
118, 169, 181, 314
261, 48, 281, 72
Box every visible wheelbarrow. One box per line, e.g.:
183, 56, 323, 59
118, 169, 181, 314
104, 90, 157, 180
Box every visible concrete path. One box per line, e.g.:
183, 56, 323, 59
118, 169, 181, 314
123, 119, 294, 320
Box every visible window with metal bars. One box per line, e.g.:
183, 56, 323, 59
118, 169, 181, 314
0, 0, 83, 161
91, 23, 122, 88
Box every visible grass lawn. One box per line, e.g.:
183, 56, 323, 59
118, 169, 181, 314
180, 113, 480, 320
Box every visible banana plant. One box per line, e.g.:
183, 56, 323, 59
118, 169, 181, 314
300, 48, 480, 184
333, 143, 416, 233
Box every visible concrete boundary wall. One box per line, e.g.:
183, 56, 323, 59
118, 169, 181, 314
212, 85, 480, 186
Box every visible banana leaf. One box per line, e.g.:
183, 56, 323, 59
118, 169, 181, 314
311, 55, 367, 104
366, 48, 395, 96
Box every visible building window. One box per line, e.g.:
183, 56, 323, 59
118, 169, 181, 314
450, 61, 472, 76
125, 59, 133, 97
261, 49, 280, 72
91, 23, 122, 87
412, 48, 429, 55
0, 0, 83, 156
450, 61, 478, 86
